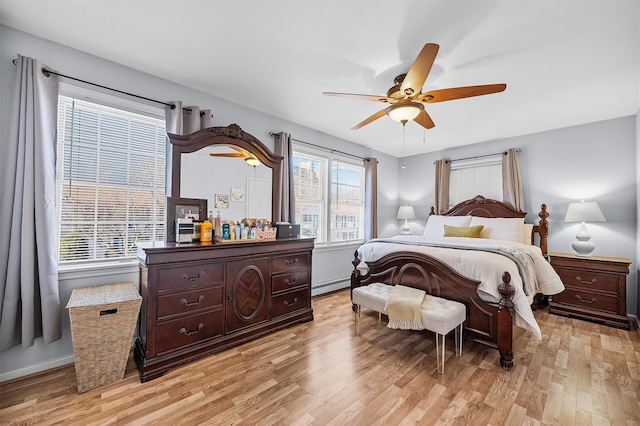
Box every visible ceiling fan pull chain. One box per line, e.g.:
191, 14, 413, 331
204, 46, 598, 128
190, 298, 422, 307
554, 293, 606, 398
401, 124, 406, 169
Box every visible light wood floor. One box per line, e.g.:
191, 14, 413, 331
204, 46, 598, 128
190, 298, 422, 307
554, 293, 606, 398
2, 289, 639, 425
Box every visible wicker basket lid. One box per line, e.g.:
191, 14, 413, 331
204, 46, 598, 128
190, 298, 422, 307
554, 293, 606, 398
66, 282, 141, 308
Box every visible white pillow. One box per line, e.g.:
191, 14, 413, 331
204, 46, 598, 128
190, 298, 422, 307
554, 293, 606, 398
423, 215, 472, 238
468, 217, 525, 243
522, 223, 534, 245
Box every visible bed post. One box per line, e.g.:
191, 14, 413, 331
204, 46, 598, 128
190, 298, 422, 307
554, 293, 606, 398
351, 250, 361, 312
497, 271, 515, 371
538, 203, 549, 258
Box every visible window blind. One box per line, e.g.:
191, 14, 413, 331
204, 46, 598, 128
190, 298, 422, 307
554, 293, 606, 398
56, 95, 166, 263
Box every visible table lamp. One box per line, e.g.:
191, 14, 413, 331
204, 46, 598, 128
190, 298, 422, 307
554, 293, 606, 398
397, 205, 415, 235
564, 200, 606, 257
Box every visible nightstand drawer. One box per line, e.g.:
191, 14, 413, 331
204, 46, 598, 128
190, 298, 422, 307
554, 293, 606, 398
555, 268, 617, 293
554, 288, 618, 314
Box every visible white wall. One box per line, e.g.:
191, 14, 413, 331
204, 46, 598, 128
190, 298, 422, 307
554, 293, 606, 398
399, 116, 638, 320
0, 25, 399, 381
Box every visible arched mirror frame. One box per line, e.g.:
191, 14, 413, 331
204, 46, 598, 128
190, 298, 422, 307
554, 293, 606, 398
168, 124, 283, 223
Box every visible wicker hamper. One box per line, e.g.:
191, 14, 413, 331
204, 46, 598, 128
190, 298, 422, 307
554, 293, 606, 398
66, 282, 142, 393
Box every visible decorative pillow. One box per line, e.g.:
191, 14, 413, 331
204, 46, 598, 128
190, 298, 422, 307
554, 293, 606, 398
423, 215, 472, 238
522, 223, 534, 245
468, 217, 525, 243
443, 225, 484, 238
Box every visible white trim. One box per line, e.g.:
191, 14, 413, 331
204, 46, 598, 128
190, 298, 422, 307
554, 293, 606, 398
58, 260, 139, 280
0, 355, 74, 383
311, 277, 350, 296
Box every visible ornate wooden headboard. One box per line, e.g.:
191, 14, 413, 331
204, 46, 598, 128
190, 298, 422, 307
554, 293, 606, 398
431, 195, 549, 257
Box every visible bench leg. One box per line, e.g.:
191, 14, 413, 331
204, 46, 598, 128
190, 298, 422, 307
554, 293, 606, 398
455, 323, 463, 357
354, 305, 361, 336
436, 332, 446, 375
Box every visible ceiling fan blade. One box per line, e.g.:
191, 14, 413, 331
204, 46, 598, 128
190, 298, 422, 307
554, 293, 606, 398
323, 92, 392, 103
400, 43, 439, 97
229, 145, 246, 153
351, 109, 387, 130
209, 153, 246, 158
413, 109, 435, 129
420, 84, 507, 103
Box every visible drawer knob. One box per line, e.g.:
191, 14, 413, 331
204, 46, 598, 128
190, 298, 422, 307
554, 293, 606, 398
284, 297, 298, 307
575, 276, 597, 285
182, 271, 205, 282
180, 323, 204, 336
576, 295, 597, 304
181, 295, 204, 307
284, 278, 296, 286
285, 258, 298, 266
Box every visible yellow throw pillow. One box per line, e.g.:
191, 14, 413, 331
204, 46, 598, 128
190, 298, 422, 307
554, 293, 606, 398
443, 225, 484, 238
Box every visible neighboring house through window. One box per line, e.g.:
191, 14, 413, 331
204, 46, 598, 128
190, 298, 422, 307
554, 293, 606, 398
292, 147, 365, 245
56, 85, 166, 263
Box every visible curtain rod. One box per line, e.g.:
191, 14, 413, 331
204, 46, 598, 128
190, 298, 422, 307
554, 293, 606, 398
270, 132, 366, 161
12, 58, 210, 117
441, 148, 522, 164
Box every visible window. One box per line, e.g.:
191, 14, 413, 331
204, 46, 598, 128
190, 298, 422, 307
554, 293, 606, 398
292, 148, 365, 245
448, 155, 503, 209
56, 88, 166, 263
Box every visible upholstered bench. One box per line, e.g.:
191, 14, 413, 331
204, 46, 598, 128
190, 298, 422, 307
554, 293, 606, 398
352, 283, 466, 374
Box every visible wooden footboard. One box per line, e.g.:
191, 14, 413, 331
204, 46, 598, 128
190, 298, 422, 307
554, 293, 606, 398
351, 250, 516, 370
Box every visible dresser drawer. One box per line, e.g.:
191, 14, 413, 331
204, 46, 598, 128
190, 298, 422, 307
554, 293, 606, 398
272, 252, 309, 274
156, 309, 223, 354
272, 269, 310, 293
157, 262, 224, 292
272, 288, 310, 318
555, 268, 618, 293
157, 286, 223, 320
554, 288, 618, 314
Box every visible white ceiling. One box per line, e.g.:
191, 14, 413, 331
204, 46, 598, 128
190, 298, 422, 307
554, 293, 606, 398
1, 1, 638, 157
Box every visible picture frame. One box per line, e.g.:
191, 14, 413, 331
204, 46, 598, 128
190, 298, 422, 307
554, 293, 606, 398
166, 197, 208, 242
214, 194, 229, 209
230, 187, 244, 202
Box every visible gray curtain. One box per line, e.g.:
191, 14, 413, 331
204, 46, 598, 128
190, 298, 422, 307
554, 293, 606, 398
273, 132, 295, 223
0, 55, 61, 350
164, 103, 211, 196
502, 148, 525, 211
434, 159, 451, 214
364, 157, 378, 241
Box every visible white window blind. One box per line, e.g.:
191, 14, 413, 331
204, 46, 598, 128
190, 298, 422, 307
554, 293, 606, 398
448, 155, 503, 209
56, 94, 166, 263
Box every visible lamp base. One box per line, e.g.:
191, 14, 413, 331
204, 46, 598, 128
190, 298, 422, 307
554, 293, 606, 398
400, 219, 411, 235
572, 223, 595, 257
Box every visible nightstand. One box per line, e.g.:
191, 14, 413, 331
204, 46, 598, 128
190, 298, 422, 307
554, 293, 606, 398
548, 252, 631, 330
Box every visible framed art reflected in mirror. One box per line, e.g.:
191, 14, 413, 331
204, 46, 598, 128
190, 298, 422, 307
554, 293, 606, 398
166, 197, 208, 242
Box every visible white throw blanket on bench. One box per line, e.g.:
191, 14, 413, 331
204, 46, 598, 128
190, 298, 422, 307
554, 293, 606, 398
386, 285, 426, 330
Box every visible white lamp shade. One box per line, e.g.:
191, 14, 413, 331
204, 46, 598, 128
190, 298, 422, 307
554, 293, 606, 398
397, 205, 416, 220
565, 201, 606, 223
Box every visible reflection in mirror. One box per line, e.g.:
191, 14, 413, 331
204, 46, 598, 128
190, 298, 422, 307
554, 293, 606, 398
180, 145, 272, 221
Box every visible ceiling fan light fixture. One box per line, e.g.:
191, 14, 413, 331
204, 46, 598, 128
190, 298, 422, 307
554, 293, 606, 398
244, 156, 261, 167
386, 102, 424, 123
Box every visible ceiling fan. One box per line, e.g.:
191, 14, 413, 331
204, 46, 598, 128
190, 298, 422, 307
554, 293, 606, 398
210, 146, 261, 167
323, 43, 506, 130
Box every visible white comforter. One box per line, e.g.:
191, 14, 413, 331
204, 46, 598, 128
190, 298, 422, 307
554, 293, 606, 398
357, 235, 565, 339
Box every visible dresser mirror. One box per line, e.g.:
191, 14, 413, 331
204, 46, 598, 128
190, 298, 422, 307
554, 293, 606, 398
168, 124, 283, 229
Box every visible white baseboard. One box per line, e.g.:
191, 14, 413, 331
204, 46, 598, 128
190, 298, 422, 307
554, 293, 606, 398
311, 278, 349, 296
0, 355, 74, 383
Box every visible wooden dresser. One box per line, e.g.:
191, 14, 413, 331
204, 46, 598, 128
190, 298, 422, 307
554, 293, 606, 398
135, 238, 314, 382
548, 252, 631, 330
